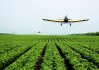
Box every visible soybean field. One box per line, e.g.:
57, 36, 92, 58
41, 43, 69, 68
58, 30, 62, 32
0, 35, 99, 70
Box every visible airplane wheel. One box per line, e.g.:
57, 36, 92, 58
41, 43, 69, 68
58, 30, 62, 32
61, 23, 62, 26
70, 24, 71, 26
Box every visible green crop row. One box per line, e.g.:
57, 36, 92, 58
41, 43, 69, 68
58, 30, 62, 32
5, 42, 46, 70
66, 42, 99, 67
0, 42, 37, 69
74, 42, 99, 53
41, 43, 66, 70
56, 42, 98, 70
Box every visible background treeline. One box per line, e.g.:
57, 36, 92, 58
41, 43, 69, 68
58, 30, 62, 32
0, 33, 14, 35
0, 32, 99, 36
70, 32, 99, 36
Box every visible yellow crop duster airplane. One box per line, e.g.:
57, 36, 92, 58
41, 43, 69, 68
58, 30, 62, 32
42, 16, 89, 26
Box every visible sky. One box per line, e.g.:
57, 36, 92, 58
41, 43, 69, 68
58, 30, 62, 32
0, 0, 99, 35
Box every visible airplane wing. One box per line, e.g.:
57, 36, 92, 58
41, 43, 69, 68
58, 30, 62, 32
68, 19, 89, 23
42, 19, 64, 22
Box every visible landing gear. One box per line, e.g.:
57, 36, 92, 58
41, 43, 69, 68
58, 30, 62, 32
61, 23, 62, 26
70, 24, 71, 26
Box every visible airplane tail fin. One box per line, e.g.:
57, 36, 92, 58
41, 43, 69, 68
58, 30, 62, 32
64, 15, 68, 22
